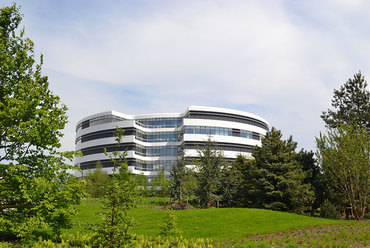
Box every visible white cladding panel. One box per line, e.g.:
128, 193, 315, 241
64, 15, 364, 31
75, 106, 268, 176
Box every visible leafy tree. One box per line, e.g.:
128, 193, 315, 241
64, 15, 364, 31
316, 123, 369, 220
85, 161, 110, 198
0, 4, 84, 240
135, 173, 150, 197
252, 128, 313, 213
321, 71, 370, 130
91, 129, 138, 247
194, 138, 225, 208
151, 169, 170, 197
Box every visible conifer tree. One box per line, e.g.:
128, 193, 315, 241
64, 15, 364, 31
252, 128, 313, 213
91, 129, 138, 247
321, 71, 370, 130
194, 137, 225, 208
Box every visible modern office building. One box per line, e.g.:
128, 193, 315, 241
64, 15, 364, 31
74, 106, 269, 179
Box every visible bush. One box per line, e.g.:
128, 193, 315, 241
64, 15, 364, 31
320, 200, 341, 219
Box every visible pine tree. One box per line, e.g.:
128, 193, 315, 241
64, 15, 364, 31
252, 128, 313, 213
321, 71, 370, 130
194, 137, 225, 208
91, 129, 138, 247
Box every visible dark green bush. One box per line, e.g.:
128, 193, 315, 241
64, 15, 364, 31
319, 200, 341, 219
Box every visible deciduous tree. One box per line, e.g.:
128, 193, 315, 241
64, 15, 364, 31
316, 124, 369, 220
152, 168, 170, 197
85, 161, 109, 198
0, 4, 84, 240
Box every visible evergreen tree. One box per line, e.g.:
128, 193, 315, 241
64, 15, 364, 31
296, 150, 327, 215
91, 129, 138, 247
321, 71, 370, 130
219, 162, 243, 207
170, 152, 188, 205
194, 137, 225, 208
252, 128, 313, 213
230, 155, 259, 207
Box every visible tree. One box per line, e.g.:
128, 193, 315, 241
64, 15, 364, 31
316, 123, 369, 220
226, 154, 259, 208
151, 169, 170, 197
135, 173, 150, 197
219, 162, 243, 208
321, 71, 370, 130
159, 208, 180, 236
194, 137, 225, 208
85, 161, 110, 198
170, 152, 188, 205
91, 129, 138, 247
252, 128, 313, 213
0, 4, 84, 240
296, 150, 328, 215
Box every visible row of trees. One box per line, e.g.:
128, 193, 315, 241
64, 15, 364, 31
170, 71, 369, 220
85, 72, 368, 221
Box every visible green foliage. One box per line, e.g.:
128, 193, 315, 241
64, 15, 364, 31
194, 137, 225, 207
0, 4, 84, 240
170, 152, 196, 205
296, 150, 327, 215
84, 161, 109, 198
220, 155, 259, 208
90, 128, 138, 248
316, 123, 369, 220
159, 208, 181, 236
219, 158, 244, 207
319, 200, 341, 219
151, 169, 170, 197
135, 173, 150, 197
252, 128, 314, 213
321, 71, 370, 130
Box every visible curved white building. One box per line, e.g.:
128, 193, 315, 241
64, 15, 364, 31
74, 106, 268, 179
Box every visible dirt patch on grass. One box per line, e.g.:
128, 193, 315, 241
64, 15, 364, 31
241, 223, 370, 248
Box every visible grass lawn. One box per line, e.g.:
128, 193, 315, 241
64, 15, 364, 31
70, 198, 346, 242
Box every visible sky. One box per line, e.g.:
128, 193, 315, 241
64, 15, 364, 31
2, 0, 369, 152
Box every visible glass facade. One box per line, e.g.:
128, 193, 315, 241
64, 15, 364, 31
187, 111, 268, 130
134, 160, 176, 171
184, 126, 232, 136
76, 107, 268, 177
136, 117, 182, 128
135, 145, 178, 157
76, 115, 125, 132
185, 126, 260, 140
136, 131, 180, 142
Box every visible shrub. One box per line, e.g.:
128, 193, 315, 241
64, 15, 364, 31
320, 200, 341, 219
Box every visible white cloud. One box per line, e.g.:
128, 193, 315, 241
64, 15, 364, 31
2, 0, 369, 151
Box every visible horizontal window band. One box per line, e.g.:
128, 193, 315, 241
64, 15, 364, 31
186, 110, 268, 131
